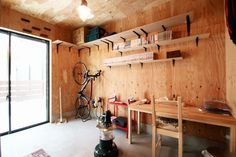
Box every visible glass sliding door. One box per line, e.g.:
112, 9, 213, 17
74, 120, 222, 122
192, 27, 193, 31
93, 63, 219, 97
0, 31, 9, 134
10, 34, 49, 130
0, 28, 49, 135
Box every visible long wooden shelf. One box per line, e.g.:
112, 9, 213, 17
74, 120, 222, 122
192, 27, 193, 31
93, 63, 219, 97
53, 12, 193, 50
104, 57, 183, 67
83, 12, 192, 48
52, 40, 80, 49
157, 33, 209, 45
112, 33, 210, 53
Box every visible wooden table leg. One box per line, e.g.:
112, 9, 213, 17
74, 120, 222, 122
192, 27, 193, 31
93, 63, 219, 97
137, 111, 141, 135
128, 108, 132, 144
230, 125, 236, 154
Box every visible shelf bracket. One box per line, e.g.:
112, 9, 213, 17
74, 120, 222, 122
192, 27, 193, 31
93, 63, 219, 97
78, 48, 83, 53
77, 49, 80, 57
128, 64, 132, 68
120, 37, 126, 42
162, 25, 167, 31
133, 31, 141, 38
69, 46, 73, 52
101, 40, 110, 51
79, 47, 91, 56
88, 47, 91, 56
105, 39, 114, 50
140, 62, 144, 68
56, 43, 62, 54
141, 28, 148, 37
94, 44, 99, 51
172, 59, 176, 67
119, 51, 123, 56
156, 44, 160, 51
143, 47, 147, 52
186, 15, 191, 36
196, 36, 199, 47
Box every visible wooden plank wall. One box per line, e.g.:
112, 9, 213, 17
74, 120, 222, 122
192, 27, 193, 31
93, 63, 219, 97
51, 45, 80, 121
0, 6, 72, 42
79, 0, 228, 141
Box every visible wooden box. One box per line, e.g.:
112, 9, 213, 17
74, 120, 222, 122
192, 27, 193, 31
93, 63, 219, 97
166, 50, 181, 58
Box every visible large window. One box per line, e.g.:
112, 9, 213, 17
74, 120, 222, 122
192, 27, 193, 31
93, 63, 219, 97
0, 29, 49, 135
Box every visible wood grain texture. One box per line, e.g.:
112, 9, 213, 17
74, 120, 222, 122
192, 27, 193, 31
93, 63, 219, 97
0, 6, 72, 42
79, 0, 227, 141
0, 7, 74, 121
1, 0, 171, 29
51, 44, 80, 121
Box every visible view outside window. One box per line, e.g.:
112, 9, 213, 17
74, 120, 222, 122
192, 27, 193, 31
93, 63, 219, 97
0, 30, 49, 134
11, 35, 48, 130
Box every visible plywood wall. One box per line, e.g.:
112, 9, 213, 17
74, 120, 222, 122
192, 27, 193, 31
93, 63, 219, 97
0, 6, 72, 42
51, 45, 80, 121
78, 0, 227, 140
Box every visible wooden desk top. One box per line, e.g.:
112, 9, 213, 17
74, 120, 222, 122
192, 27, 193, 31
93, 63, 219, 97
108, 101, 128, 107
129, 103, 236, 128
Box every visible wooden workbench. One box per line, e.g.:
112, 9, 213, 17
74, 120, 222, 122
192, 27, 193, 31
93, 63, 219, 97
128, 102, 236, 154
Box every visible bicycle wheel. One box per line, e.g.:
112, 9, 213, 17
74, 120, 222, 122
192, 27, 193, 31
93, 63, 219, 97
75, 96, 90, 120
73, 61, 88, 85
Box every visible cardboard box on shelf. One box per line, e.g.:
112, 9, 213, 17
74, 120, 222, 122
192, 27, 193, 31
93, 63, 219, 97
73, 27, 89, 45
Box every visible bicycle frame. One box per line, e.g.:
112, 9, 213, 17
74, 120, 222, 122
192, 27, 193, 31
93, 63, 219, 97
74, 61, 101, 121
78, 70, 101, 102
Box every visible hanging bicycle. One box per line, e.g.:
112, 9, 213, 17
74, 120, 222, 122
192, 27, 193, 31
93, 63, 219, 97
73, 61, 101, 122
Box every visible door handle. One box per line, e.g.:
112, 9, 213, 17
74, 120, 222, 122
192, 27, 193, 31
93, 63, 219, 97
6, 95, 9, 100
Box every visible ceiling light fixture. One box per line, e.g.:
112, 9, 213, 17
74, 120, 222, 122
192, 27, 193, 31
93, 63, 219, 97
78, 0, 94, 22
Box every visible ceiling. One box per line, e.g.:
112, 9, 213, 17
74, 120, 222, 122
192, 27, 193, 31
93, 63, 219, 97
1, 0, 171, 29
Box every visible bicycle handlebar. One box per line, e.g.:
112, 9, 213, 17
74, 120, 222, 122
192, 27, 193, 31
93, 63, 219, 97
86, 70, 101, 78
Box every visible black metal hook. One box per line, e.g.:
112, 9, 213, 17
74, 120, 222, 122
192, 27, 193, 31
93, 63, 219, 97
140, 62, 144, 68
69, 46, 73, 52
101, 40, 110, 51
162, 25, 167, 31
133, 31, 141, 38
56, 43, 62, 53
94, 44, 99, 51
196, 36, 199, 47
105, 39, 114, 50
156, 44, 160, 51
120, 37, 126, 42
186, 15, 191, 36
141, 28, 148, 37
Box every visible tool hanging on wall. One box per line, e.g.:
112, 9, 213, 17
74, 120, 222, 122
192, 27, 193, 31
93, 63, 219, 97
54, 44, 67, 123
56, 86, 67, 123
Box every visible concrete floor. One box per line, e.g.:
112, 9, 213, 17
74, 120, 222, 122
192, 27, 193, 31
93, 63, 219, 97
1, 119, 225, 157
